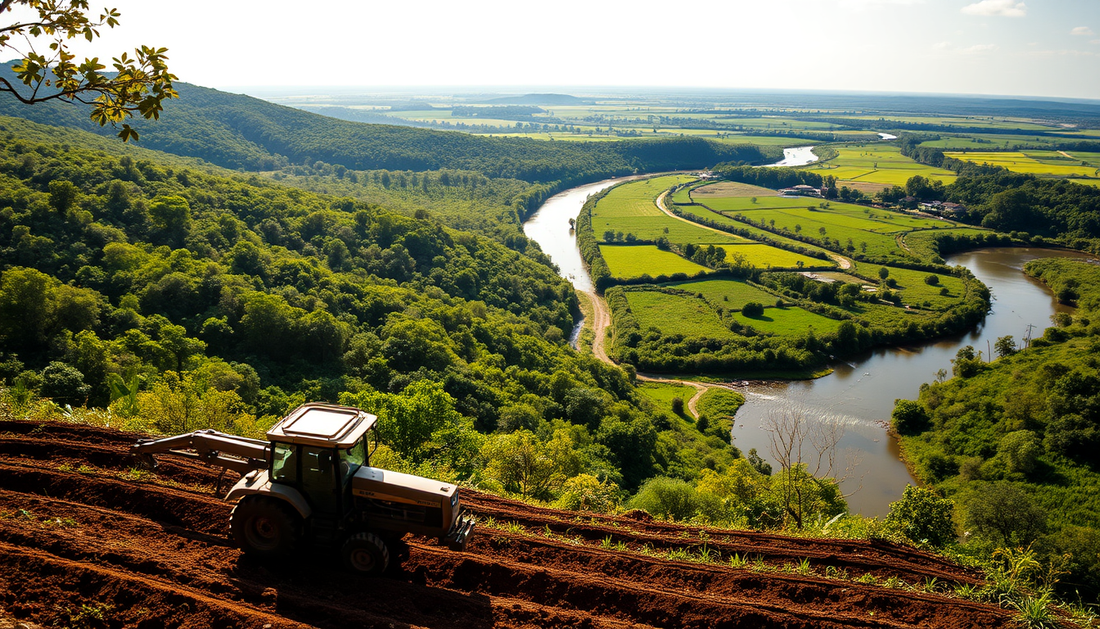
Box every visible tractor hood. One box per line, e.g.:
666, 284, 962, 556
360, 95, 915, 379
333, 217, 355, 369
351, 466, 459, 510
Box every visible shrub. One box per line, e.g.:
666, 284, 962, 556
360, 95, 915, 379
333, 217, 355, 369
925, 274, 940, 286
742, 302, 764, 317
628, 476, 702, 521
885, 485, 956, 548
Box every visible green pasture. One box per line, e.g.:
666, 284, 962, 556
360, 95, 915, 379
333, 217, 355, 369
905, 228, 989, 260
1071, 179, 1100, 188
623, 290, 738, 340
593, 214, 752, 245
593, 176, 697, 219
719, 243, 831, 269
600, 245, 711, 280
696, 388, 745, 420
666, 278, 778, 308
853, 263, 967, 310
636, 381, 698, 414
733, 306, 845, 336
944, 151, 1100, 178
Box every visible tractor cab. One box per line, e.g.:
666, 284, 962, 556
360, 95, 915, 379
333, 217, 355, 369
265, 403, 377, 516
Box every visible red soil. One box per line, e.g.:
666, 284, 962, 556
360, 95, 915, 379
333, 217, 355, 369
0, 420, 1013, 628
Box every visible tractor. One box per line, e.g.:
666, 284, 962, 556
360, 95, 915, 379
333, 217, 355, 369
130, 402, 475, 574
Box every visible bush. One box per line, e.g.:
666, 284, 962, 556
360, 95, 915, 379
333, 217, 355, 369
885, 485, 956, 548
961, 482, 1046, 547
671, 397, 684, 415
925, 274, 940, 286
628, 476, 702, 521
742, 302, 764, 317
554, 474, 621, 513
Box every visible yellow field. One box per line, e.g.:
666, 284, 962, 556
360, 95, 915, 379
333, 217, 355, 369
944, 151, 1100, 179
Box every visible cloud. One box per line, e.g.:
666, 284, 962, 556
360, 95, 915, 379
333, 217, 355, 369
1071, 26, 1095, 36
932, 41, 952, 50
962, 44, 998, 53
961, 0, 1027, 17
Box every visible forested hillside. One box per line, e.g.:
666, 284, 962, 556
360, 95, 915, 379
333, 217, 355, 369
0, 71, 776, 183
0, 124, 748, 504
895, 257, 1100, 598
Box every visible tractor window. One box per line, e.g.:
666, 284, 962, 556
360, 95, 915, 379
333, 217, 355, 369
271, 443, 297, 483
341, 438, 367, 481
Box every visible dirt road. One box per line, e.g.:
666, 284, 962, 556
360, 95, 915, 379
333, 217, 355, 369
0, 420, 1013, 629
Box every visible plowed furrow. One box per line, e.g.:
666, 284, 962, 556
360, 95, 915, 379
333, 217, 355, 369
464, 494, 977, 585
0, 461, 229, 534
436, 530, 1011, 629
0, 492, 638, 629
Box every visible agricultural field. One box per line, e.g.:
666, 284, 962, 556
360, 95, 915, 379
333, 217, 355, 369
673, 205, 838, 256
732, 305, 846, 337
718, 243, 830, 269
0, 420, 1014, 629
804, 145, 957, 187
690, 184, 955, 259
622, 290, 739, 340
665, 278, 778, 309
592, 177, 754, 244
944, 150, 1100, 179
690, 181, 776, 199
600, 245, 710, 279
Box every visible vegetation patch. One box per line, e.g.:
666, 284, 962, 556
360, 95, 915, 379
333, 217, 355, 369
621, 290, 739, 340
733, 306, 846, 337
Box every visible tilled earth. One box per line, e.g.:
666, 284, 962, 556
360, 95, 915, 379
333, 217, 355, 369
0, 420, 1013, 628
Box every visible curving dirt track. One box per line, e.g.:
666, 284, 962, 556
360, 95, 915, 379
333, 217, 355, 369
0, 420, 1013, 628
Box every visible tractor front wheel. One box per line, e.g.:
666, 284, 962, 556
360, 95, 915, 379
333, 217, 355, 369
341, 532, 390, 575
230, 497, 300, 558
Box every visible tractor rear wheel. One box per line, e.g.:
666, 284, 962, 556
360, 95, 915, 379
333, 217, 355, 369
230, 496, 300, 558
341, 532, 390, 575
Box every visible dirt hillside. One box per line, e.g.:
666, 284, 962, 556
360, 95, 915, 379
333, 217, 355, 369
0, 420, 1012, 628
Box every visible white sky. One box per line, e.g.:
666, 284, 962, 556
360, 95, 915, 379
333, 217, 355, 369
12, 0, 1100, 100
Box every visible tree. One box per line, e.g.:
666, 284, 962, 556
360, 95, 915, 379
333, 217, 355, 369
962, 482, 1047, 547
764, 405, 850, 529
891, 399, 930, 435
994, 335, 1017, 358
1, 1, 176, 141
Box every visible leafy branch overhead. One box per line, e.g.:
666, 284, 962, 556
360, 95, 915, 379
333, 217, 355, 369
0, 0, 176, 140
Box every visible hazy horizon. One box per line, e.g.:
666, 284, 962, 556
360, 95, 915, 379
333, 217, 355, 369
9, 0, 1097, 101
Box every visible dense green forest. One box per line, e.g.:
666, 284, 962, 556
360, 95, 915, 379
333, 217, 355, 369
895, 257, 1100, 598
0, 120, 755, 510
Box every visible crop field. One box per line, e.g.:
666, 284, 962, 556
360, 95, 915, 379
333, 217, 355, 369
600, 245, 711, 279
719, 243, 831, 269
666, 278, 778, 308
805, 145, 957, 187
733, 306, 846, 336
623, 290, 738, 339
697, 195, 822, 213
691, 182, 776, 198
674, 206, 836, 256
944, 151, 1100, 179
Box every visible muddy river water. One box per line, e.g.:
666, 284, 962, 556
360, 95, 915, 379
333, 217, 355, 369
523, 177, 1087, 516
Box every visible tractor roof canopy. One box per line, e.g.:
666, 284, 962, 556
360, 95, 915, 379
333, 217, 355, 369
267, 403, 377, 449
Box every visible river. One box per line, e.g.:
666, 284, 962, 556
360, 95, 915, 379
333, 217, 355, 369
764, 146, 818, 168
522, 177, 1088, 516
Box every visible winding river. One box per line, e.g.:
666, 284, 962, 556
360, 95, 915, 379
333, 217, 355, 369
522, 177, 1088, 516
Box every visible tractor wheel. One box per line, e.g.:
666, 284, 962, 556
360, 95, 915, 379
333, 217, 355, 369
341, 532, 390, 575
230, 496, 300, 558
